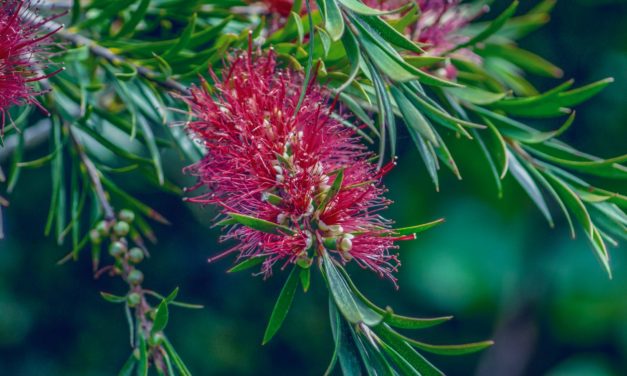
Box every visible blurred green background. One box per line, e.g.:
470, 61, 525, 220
1, 0, 626, 375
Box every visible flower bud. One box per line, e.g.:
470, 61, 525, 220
127, 269, 144, 285
114, 221, 130, 236
109, 241, 126, 258
339, 235, 353, 253
89, 229, 101, 244
96, 220, 109, 236
127, 292, 141, 307
128, 247, 144, 264
119, 209, 135, 223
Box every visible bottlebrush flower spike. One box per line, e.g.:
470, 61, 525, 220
0, 0, 63, 132
183, 48, 413, 285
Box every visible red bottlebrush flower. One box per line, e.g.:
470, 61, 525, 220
366, 0, 485, 76
183, 48, 409, 284
0, 0, 62, 131
260, 0, 294, 17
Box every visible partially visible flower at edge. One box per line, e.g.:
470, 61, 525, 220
367, 0, 487, 77
0, 0, 63, 133
181, 46, 415, 285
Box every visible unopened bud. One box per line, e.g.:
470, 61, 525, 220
119, 209, 135, 223
114, 221, 130, 236
328, 225, 344, 236
89, 229, 101, 244
127, 269, 144, 285
277, 213, 288, 225
96, 220, 109, 236
109, 241, 126, 258
339, 234, 353, 253
127, 292, 141, 307
128, 247, 144, 264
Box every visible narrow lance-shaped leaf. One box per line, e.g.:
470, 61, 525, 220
227, 213, 296, 235
322, 253, 383, 326
390, 218, 445, 237
262, 265, 301, 344
507, 150, 553, 226
322, 0, 345, 41
228, 256, 265, 273
455, 1, 519, 50
152, 299, 169, 334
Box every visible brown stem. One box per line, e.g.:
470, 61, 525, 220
36, 13, 189, 94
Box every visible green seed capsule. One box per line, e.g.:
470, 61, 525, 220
109, 241, 127, 257
89, 229, 101, 244
96, 220, 109, 236
128, 247, 144, 264
114, 221, 130, 237
127, 292, 142, 307
119, 209, 135, 223
128, 269, 144, 285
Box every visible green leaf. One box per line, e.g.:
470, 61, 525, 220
319, 169, 344, 210
329, 301, 363, 376
163, 13, 197, 58
558, 78, 614, 108
366, 58, 394, 162
408, 123, 440, 189
391, 86, 438, 145
351, 326, 395, 376
335, 265, 452, 330
480, 43, 563, 79
76, 0, 135, 29
337, 0, 407, 15
526, 163, 576, 238
359, 14, 423, 54
152, 299, 169, 334
227, 213, 296, 235
402, 84, 484, 136
300, 267, 311, 292
390, 218, 445, 237
480, 117, 509, 179
528, 148, 627, 179
228, 257, 265, 273
377, 340, 420, 376
508, 151, 554, 225
100, 176, 170, 225
100, 291, 127, 303
136, 334, 148, 376
163, 338, 192, 376
165, 287, 179, 304
447, 87, 505, 105
403, 338, 494, 356
456, 1, 519, 50
541, 171, 611, 276
338, 30, 362, 93
322, 0, 345, 41
325, 300, 342, 376
374, 324, 443, 376
115, 0, 151, 38
262, 266, 301, 344
322, 253, 383, 325
353, 19, 459, 87
118, 353, 137, 376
